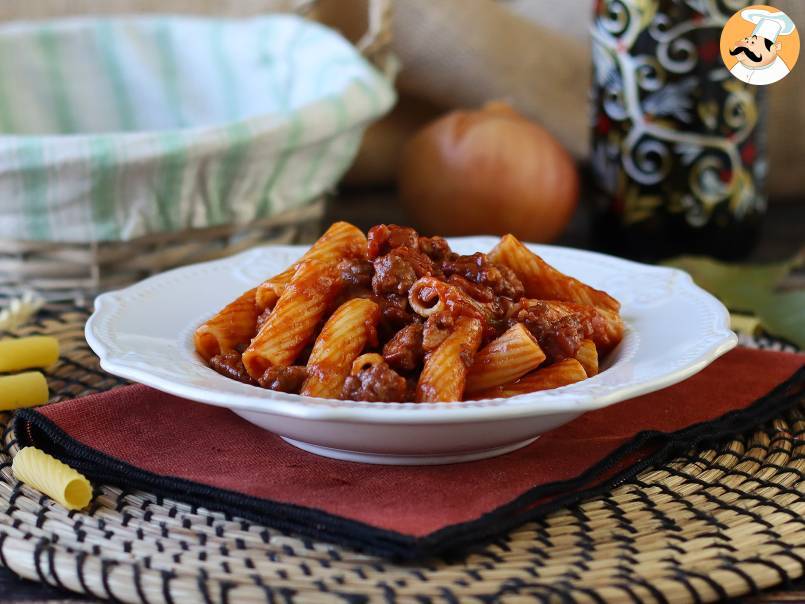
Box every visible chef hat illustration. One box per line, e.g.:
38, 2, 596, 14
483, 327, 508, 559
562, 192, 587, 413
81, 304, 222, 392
741, 8, 796, 43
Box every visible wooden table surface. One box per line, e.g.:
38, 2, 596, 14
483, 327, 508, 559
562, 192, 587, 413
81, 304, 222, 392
0, 190, 802, 603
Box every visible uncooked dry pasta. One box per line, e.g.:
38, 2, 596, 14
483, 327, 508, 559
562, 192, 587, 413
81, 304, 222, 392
0, 372, 49, 410
0, 292, 45, 332
0, 336, 59, 372
12, 447, 92, 510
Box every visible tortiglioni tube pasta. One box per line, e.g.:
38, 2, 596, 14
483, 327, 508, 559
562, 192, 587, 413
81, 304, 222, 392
471, 359, 588, 399
243, 260, 343, 379
255, 221, 367, 310
12, 447, 92, 510
575, 339, 599, 377
200, 223, 624, 402
301, 298, 380, 399
489, 234, 620, 311
194, 288, 260, 362
409, 277, 491, 323
416, 316, 483, 402
0, 372, 49, 410
465, 323, 546, 394
0, 336, 59, 372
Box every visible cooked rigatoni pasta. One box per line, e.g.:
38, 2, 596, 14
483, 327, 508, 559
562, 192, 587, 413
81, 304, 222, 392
201, 222, 623, 402
255, 221, 366, 310
516, 299, 624, 355
409, 277, 491, 323
351, 353, 386, 375
489, 234, 620, 311
0, 336, 59, 372
575, 339, 599, 377
541, 300, 624, 354
416, 316, 483, 402
471, 359, 588, 399
194, 287, 260, 361
301, 298, 380, 398
243, 260, 342, 379
465, 323, 546, 395
0, 372, 49, 410
12, 447, 92, 510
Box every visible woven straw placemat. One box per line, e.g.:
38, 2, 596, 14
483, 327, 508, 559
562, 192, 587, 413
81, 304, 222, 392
0, 305, 803, 603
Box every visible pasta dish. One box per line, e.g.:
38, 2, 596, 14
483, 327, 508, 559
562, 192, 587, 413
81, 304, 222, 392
194, 223, 624, 402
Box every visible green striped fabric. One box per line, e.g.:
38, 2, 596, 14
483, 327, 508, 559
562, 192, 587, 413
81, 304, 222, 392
0, 14, 395, 242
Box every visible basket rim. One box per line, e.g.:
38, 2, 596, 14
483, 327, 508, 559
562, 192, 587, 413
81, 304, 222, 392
0, 14, 394, 144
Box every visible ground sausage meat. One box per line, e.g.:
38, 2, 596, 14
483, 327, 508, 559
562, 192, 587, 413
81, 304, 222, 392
337, 258, 373, 290
447, 274, 495, 303
497, 265, 526, 299
367, 224, 419, 259
383, 323, 424, 372
341, 361, 409, 402
368, 225, 453, 263
209, 352, 255, 384
514, 301, 587, 363
371, 294, 415, 332
418, 235, 451, 261
257, 366, 308, 393
441, 252, 524, 299
372, 253, 418, 296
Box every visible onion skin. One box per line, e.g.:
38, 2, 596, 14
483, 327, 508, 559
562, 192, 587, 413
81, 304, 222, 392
398, 102, 579, 243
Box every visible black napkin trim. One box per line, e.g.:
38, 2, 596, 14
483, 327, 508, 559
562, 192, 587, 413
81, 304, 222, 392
14, 364, 805, 560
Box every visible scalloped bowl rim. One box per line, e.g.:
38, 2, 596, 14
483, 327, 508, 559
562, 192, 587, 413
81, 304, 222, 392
85, 239, 737, 424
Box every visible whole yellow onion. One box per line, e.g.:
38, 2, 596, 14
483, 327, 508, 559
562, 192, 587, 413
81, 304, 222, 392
398, 102, 579, 242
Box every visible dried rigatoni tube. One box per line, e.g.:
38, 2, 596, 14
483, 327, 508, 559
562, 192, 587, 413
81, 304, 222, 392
465, 323, 546, 394
471, 359, 587, 399
416, 316, 483, 402
255, 221, 366, 310
194, 288, 260, 361
301, 298, 380, 398
0, 372, 49, 410
489, 234, 620, 311
575, 339, 599, 377
243, 261, 343, 379
0, 336, 59, 372
12, 447, 92, 510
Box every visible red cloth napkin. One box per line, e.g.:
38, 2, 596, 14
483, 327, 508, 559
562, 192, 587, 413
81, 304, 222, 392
16, 347, 805, 559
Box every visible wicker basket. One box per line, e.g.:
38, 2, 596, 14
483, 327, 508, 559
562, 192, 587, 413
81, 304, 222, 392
0, 0, 393, 298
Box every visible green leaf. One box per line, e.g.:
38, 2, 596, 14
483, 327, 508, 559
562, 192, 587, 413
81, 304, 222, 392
663, 254, 805, 348
758, 290, 805, 349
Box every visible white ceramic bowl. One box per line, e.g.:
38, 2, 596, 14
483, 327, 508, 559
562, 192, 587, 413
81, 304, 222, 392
85, 238, 736, 465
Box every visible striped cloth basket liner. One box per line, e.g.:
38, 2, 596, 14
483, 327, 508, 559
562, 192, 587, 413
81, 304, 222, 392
0, 1, 394, 294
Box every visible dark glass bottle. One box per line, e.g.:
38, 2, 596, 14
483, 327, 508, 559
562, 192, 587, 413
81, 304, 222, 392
590, 0, 767, 261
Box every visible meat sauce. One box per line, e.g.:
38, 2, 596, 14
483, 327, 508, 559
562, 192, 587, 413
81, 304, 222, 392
209, 224, 602, 400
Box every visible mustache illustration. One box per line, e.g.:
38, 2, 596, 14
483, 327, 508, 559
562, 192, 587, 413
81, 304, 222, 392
730, 45, 763, 62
